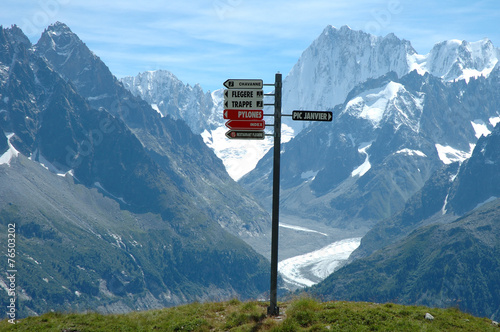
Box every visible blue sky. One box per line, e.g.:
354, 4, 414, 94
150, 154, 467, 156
2, 0, 499, 92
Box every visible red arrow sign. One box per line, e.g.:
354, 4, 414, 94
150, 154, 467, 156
223, 109, 264, 120
225, 120, 265, 130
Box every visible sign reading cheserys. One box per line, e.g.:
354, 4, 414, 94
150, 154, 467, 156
223, 79, 263, 89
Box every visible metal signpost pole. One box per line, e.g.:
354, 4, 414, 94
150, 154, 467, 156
223, 73, 329, 317
268, 73, 282, 316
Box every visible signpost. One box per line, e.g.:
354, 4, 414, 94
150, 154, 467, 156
224, 89, 263, 99
222, 75, 333, 316
268, 73, 281, 317
225, 130, 265, 140
225, 120, 265, 130
292, 110, 332, 121
223, 109, 264, 120
223, 79, 263, 89
224, 89, 264, 109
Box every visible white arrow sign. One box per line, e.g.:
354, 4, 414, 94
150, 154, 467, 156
224, 89, 264, 109
223, 79, 263, 89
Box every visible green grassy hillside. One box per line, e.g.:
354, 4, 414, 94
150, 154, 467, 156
2, 297, 498, 331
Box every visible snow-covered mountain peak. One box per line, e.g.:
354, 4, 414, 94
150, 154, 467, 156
413, 37, 499, 83
282, 26, 416, 133
46, 21, 72, 35
121, 69, 219, 134
121, 69, 185, 109
344, 81, 402, 125
282, 26, 500, 136
38, 22, 83, 53
121, 25, 500, 183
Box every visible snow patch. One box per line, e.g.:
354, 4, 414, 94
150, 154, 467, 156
435, 144, 472, 164
441, 194, 449, 215
489, 116, 500, 127
351, 141, 372, 177
360, 82, 404, 125
471, 119, 491, 138
395, 148, 427, 157
151, 103, 162, 116
279, 223, 328, 236
350, 82, 404, 127
407, 53, 428, 75
278, 237, 362, 288
0, 133, 19, 166
458, 66, 497, 83
202, 124, 294, 181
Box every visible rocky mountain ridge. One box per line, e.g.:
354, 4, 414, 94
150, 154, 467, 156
242, 51, 500, 230
0, 23, 270, 318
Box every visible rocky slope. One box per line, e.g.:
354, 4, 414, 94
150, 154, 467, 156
311, 123, 500, 320
0, 24, 270, 318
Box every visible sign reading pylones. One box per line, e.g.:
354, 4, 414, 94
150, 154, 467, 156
223, 109, 264, 120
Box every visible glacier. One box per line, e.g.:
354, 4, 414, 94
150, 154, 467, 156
279, 237, 362, 288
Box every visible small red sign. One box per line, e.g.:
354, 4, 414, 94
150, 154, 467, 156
223, 109, 264, 120
225, 130, 265, 140
225, 120, 265, 130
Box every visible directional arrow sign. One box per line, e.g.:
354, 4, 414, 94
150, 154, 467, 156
225, 120, 265, 130
223, 79, 263, 89
225, 130, 265, 140
224, 89, 264, 109
292, 110, 333, 122
224, 89, 263, 99
223, 109, 264, 120
224, 100, 264, 109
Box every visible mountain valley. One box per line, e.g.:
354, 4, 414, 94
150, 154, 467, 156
1, 21, 500, 321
